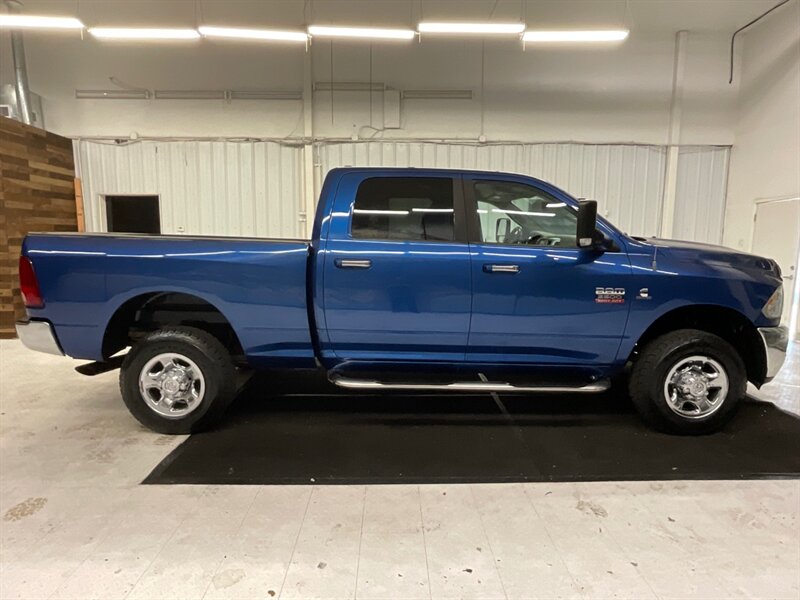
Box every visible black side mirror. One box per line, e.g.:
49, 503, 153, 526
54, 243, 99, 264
495, 217, 511, 243
576, 200, 602, 249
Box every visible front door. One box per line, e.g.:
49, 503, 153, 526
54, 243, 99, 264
321, 173, 472, 363
464, 176, 630, 368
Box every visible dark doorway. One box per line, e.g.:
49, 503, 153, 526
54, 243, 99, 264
106, 195, 161, 234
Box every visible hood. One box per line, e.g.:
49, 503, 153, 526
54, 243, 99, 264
633, 236, 782, 279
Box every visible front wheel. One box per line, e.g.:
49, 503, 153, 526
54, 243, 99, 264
628, 329, 746, 435
119, 326, 236, 434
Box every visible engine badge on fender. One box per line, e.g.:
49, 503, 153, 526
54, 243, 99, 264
595, 287, 626, 304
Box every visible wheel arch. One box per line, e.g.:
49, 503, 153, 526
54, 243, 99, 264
102, 290, 245, 361
629, 304, 766, 386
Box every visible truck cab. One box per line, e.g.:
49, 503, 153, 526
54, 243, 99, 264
16, 168, 789, 435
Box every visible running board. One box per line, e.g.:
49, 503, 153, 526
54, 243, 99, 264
330, 377, 610, 393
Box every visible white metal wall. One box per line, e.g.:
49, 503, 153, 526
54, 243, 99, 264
74, 140, 304, 238
319, 141, 731, 242
75, 139, 729, 243
318, 142, 668, 238
673, 146, 730, 244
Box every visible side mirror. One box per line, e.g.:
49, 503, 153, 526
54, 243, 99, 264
495, 217, 511, 243
576, 200, 602, 249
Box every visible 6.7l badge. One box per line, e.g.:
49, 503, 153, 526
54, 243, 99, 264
595, 287, 626, 304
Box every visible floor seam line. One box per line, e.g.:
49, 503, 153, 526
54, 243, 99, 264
352, 485, 368, 600
276, 484, 314, 600
200, 487, 262, 599
468, 484, 510, 600
520, 484, 584, 597
417, 485, 434, 600
122, 484, 210, 600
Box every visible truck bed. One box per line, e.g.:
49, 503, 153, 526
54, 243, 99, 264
23, 233, 315, 364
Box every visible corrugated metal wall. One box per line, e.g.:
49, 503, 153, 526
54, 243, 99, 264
74, 140, 304, 238
318, 142, 668, 237
673, 146, 730, 244
75, 139, 729, 243
318, 141, 730, 242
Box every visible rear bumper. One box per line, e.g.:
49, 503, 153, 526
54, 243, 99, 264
758, 325, 788, 381
15, 320, 64, 356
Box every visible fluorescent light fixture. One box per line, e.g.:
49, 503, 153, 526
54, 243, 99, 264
402, 89, 473, 100
418, 22, 524, 35
89, 27, 201, 40
353, 209, 410, 215
229, 90, 303, 100
308, 25, 415, 40
492, 208, 555, 217
198, 25, 308, 42
75, 89, 150, 100
155, 90, 226, 100
522, 30, 629, 43
411, 208, 454, 213
546, 202, 566, 208
0, 14, 84, 29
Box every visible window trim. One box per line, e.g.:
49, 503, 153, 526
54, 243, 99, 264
347, 175, 469, 244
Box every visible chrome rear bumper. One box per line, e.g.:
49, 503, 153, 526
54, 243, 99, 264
758, 325, 788, 381
15, 320, 64, 356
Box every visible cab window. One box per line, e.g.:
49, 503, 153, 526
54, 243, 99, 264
473, 180, 577, 247
351, 177, 455, 241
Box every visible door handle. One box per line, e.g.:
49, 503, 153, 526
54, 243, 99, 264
484, 264, 520, 274
335, 258, 372, 269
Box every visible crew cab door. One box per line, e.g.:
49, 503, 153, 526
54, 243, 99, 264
319, 172, 471, 363
464, 175, 630, 368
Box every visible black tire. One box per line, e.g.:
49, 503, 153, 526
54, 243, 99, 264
119, 326, 236, 434
628, 329, 746, 435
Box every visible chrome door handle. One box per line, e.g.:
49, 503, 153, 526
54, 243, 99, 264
335, 258, 372, 269
484, 264, 520, 274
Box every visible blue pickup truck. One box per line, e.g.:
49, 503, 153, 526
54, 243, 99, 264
16, 168, 788, 435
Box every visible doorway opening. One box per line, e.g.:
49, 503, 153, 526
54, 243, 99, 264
106, 195, 161, 234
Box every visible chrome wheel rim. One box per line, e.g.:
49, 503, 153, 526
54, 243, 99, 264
663, 355, 729, 419
139, 352, 205, 419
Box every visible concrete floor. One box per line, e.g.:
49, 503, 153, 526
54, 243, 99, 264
0, 337, 798, 600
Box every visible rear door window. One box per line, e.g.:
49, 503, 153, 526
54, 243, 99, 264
351, 177, 455, 241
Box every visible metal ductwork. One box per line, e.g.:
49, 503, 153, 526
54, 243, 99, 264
4, 0, 33, 124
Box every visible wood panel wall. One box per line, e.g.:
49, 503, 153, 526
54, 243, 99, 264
0, 117, 77, 338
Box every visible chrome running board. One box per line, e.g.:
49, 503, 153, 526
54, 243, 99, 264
330, 378, 610, 393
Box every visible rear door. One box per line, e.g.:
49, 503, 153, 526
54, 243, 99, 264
465, 175, 630, 368
321, 172, 472, 363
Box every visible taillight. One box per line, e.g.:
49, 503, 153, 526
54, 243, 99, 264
19, 256, 44, 308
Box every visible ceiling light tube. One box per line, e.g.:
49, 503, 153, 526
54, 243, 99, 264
522, 30, 629, 43
0, 15, 84, 29
418, 22, 525, 35
198, 25, 308, 42
308, 25, 415, 40
89, 27, 201, 40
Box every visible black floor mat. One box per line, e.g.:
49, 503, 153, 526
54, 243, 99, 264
144, 371, 800, 485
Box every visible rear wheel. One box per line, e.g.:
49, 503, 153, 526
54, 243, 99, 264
119, 326, 236, 434
629, 329, 746, 434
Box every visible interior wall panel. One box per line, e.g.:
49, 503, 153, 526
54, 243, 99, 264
75, 140, 304, 238
318, 141, 669, 238
674, 146, 730, 244
76, 139, 729, 243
